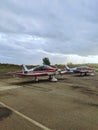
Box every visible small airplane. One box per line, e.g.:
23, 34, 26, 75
13, 64, 67, 81
65, 65, 95, 76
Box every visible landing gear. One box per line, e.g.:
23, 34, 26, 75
34, 76, 39, 82
34, 75, 58, 82
80, 72, 87, 76
48, 75, 58, 82
84, 72, 87, 76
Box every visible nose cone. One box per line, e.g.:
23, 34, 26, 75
48, 67, 58, 72
55, 69, 61, 74
57, 69, 61, 72
53, 68, 58, 72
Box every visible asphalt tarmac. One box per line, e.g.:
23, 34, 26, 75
0, 74, 98, 130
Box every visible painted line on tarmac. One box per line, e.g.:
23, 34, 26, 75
0, 102, 51, 130
0, 86, 21, 91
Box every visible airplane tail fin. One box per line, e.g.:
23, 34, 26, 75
22, 64, 28, 73
64, 64, 70, 71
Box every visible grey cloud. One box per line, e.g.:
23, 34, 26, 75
0, 0, 98, 64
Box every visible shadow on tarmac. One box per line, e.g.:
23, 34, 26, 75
0, 107, 12, 121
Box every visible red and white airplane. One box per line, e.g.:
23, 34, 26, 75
14, 64, 67, 81
73, 66, 95, 76
65, 65, 95, 76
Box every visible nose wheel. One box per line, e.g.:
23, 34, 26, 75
49, 75, 58, 82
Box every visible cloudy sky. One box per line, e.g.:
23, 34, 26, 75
0, 0, 98, 65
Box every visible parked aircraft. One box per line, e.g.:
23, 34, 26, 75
14, 64, 67, 81
65, 65, 95, 76
73, 66, 95, 76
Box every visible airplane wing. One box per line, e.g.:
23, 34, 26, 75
15, 72, 51, 76
78, 69, 94, 73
